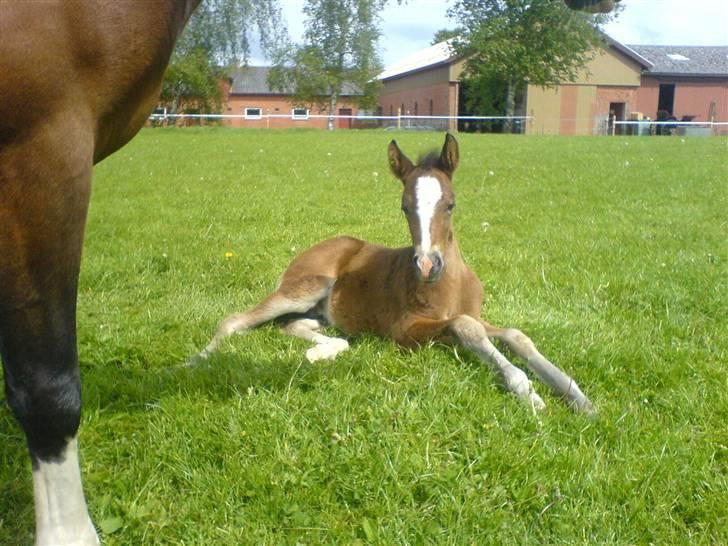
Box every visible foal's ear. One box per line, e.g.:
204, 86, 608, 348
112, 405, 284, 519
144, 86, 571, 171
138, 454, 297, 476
388, 140, 414, 182
438, 133, 459, 176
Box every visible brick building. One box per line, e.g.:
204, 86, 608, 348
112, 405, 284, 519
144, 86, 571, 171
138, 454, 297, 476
377, 40, 464, 133
223, 66, 363, 129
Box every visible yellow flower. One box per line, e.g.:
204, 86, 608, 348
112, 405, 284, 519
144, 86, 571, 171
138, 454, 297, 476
225, 251, 234, 259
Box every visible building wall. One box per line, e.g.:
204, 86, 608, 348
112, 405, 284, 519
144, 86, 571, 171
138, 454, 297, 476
636, 76, 728, 122
526, 44, 644, 135
379, 64, 458, 131
525, 86, 562, 135
571, 47, 643, 86
224, 94, 360, 129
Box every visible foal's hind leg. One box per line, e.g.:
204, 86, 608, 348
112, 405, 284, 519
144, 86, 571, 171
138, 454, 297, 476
483, 322, 595, 414
281, 318, 350, 362
192, 276, 334, 361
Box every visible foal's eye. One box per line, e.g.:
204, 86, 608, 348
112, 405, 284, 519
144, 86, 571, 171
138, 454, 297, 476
446, 203, 455, 212
401, 205, 409, 214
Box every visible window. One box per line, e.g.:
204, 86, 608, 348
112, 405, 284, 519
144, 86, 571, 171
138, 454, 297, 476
244, 107, 262, 119
292, 108, 309, 120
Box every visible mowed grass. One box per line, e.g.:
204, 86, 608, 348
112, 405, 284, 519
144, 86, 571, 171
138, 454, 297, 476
1, 128, 726, 545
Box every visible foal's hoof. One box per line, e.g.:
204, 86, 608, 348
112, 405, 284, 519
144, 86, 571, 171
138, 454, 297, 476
305, 339, 350, 362
528, 390, 547, 412
570, 396, 598, 416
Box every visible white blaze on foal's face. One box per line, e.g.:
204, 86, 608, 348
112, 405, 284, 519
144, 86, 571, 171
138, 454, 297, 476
414, 176, 443, 251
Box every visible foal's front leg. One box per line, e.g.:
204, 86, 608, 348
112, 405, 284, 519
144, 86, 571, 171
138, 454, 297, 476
403, 316, 546, 411
483, 323, 595, 414
280, 318, 350, 362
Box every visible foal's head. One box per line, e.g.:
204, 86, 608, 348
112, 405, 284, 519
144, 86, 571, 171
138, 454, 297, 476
388, 133, 459, 284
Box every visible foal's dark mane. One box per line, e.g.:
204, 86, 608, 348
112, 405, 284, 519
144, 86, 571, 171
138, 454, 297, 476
417, 150, 442, 170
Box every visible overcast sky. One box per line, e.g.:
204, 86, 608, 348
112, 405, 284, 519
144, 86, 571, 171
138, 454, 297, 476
256, 0, 727, 67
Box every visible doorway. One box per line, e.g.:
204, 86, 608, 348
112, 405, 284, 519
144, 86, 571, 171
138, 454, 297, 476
338, 108, 353, 129
658, 84, 675, 115
609, 102, 626, 135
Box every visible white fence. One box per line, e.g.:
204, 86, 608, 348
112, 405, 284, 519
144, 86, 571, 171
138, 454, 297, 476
148, 111, 728, 136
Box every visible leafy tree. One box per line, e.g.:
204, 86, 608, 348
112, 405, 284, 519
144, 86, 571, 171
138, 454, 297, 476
449, 0, 618, 132
431, 28, 460, 45
269, 0, 385, 130
161, 0, 287, 117
564, 0, 621, 13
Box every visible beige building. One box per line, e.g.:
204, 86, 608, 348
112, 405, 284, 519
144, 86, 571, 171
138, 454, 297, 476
378, 35, 728, 135
525, 37, 649, 135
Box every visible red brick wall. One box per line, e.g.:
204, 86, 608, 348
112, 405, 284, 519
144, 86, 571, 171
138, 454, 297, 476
379, 81, 452, 117
636, 76, 728, 122
223, 94, 361, 129
559, 86, 579, 135
594, 86, 640, 118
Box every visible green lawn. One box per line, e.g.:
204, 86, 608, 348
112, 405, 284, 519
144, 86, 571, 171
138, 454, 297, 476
1, 129, 726, 545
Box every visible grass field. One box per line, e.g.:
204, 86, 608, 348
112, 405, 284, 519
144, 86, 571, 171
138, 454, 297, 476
1, 129, 726, 545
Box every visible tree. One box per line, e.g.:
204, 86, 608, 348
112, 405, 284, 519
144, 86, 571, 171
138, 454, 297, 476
161, 0, 287, 117
449, 0, 618, 132
431, 28, 460, 45
269, 0, 385, 130
564, 0, 621, 13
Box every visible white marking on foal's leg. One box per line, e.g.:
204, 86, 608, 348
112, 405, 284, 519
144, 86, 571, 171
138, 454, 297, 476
280, 318, 350, 363
305, 333, 350, 363
415, 176, 442, 252
33, 437, 99, 546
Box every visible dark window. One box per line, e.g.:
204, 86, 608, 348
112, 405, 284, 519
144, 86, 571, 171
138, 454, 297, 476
244, 107, 262, 119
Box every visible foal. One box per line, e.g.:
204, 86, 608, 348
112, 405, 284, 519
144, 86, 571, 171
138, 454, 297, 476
196, 135, 594, 413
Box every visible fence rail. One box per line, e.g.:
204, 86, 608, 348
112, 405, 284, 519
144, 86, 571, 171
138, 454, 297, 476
148, 112, 728, 135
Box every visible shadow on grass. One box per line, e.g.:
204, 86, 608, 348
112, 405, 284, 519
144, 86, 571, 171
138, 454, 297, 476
79, 341, 370, 414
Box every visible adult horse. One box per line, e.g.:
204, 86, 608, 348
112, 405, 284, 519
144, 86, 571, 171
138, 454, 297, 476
195, 134, 595, 415
0, 1, 200, 543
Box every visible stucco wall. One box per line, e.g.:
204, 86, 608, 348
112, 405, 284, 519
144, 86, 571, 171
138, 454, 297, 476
571, 46, 643, 86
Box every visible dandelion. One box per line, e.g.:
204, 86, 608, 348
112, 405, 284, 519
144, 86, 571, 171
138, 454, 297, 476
225, 251, 234, 259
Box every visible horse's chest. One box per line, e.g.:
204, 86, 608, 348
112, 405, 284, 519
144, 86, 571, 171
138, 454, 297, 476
326, 269, 453, 337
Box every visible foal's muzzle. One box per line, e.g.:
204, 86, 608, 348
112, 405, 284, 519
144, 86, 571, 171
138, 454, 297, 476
414, 250, 444, 283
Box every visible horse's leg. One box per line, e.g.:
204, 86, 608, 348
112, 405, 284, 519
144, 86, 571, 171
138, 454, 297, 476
0, 131, 98, 544
402, 316, 546, 411
482, 322, 595, 414
280, 318, 350, 362
192, 276, 335, 361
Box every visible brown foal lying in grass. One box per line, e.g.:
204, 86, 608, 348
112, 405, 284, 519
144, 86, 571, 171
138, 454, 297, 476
194, 134, 594, 414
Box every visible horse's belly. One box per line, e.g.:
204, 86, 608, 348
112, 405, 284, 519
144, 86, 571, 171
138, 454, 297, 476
326, 273, 397, 338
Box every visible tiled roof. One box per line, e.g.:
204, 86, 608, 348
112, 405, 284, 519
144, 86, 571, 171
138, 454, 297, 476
628, 45, 728, 76
228, 66, 362, 96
